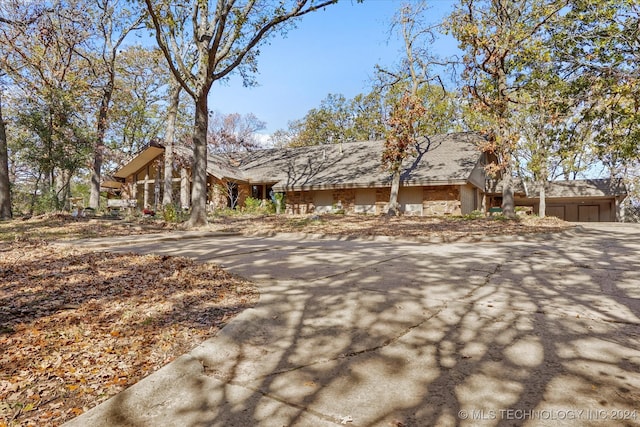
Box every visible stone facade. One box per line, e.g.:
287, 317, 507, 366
285, 191, 316, 214
332, 189, 356, 212
207, 178, 250, 210
423, 185, 462, 216
208, 177, 228, 210
283, 185, 462, 216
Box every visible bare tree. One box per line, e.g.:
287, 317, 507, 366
83, 0, 146, 210
207, 111, 266, 153
143, 0, 341, 227
378, 2, 446, 215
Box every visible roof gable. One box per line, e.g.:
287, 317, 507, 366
113, 145, 164, 179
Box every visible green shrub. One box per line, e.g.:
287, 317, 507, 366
162, 203, 187, 223
243, 196, 261, 212
32, 190, 59, 215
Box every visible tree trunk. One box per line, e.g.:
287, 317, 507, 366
89, 135, 104, 210
615, 196, 624, 222
29, 172, 42, 215
89, 85, 114, 210
55, 169, 71, 211
538, 180, 546, 218
162, 82, 181, 207
187, 93, 209, 227
387, 168, 401, 215
0, 95, 11, 219
501, 165, 515, 218
496, 61, 516, 219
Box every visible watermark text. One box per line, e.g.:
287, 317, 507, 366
457, 408, 638, 422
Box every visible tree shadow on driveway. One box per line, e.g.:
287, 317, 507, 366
66, 225, 640, 427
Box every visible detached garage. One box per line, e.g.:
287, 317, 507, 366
489, 178, 627, 222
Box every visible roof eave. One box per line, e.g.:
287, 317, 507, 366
113, 147, 165, 179
273, 179, 470, 192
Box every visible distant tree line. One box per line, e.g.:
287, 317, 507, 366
278, 0, 640, 217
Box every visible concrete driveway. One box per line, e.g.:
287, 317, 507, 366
65, 223, 640, 427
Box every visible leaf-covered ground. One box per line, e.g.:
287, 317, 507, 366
0, 241, 258, 427
0, 212, 572, 426
208, 213, 573, 240
0, 213, 176, 243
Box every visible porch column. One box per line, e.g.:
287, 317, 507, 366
143, 165, 150, 209
131, 175, 137, 200
180, 167, 190, 210
154, 162, 161, 211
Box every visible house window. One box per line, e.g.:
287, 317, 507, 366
251, 185, 261, 199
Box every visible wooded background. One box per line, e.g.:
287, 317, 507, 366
0, 0, 638, 223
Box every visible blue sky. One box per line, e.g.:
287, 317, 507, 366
208, 0, 460, 135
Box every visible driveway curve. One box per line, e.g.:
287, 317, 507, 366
65, 223, 640, 427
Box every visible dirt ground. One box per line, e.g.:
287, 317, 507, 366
0, 213, 572, 426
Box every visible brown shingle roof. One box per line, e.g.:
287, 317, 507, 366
172, 144, 247, 181
488, 178, 627, 198
111, 133, 487, 191
235, 132, 486, 191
